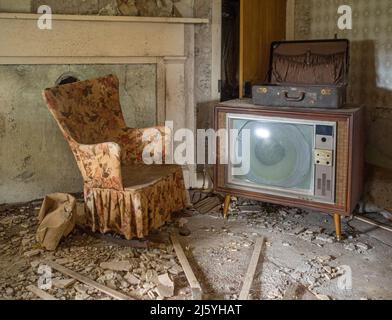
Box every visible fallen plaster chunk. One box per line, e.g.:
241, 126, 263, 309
156, 273, 174, 298
144, 269, 158, 283
315, 234, 334, 244
317, 256, 333, 263
344, 242, 371, 253
75, 284, 90, 294
168, 264, 182, 275
100, 261, 133, 272
344, 243, 356, 251
323, 266, 332, 274
356, 242, 371, 251
24, 249, 43, 258
120, 280, 130, 289
124, 273, 140, 285
75, 292, 90, 300
98, 270, 116, 282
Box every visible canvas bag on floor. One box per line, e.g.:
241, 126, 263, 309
36, 193, 76, 251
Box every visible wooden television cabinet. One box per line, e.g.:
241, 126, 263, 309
214, 99, 364, 240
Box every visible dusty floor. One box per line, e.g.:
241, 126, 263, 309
1, 193, 392, 300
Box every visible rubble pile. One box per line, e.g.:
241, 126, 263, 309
225, 198, 374, 253
193, 196, 377, 299
289, 256, 342, 290
0, 195, 381, 300
0, 202, 189, 300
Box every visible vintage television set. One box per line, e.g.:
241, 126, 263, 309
214, 100, 364, 240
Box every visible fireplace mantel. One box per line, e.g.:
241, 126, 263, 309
0, 13, 208, 24
0, 13, 208, 63
0, 12, 206, 188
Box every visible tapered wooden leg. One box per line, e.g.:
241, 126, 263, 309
334, 213, 342, 241
223, 195, 231, 219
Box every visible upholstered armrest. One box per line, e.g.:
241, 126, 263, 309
118, 126, 171, 165
75, 142, 123, 190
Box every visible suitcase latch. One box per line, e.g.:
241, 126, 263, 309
257, 87, 268, 94
321, 88, 333, 96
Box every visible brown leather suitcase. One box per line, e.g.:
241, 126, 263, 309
253, 39, 350, 109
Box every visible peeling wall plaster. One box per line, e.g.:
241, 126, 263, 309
0, 0, 214, 203
0, 65, 156, 203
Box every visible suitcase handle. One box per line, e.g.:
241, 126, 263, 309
283, 91, 306, 102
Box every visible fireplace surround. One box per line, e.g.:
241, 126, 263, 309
0, 13, 208, 189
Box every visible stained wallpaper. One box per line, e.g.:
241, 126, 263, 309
295, 0, 392, 168
295, 0, 392, 207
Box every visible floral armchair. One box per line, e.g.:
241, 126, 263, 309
43, 74, 188, 240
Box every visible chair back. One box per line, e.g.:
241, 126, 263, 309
43, 74, 126, 145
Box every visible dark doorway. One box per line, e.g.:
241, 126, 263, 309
221, 0, 240, 102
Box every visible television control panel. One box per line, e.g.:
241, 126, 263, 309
314, 125, 336, 203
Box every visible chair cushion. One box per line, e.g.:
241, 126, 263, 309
121, 164, 183, 190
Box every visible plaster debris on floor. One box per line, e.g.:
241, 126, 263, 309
1, 193, 391, 301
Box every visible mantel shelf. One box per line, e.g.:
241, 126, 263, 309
0, 13, 209, 24
0, 10, 201, 63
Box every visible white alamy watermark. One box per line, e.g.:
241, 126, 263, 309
36, 5, 353, 31
141, 121, 251, 175
338, 5, 353, 30
337, 265, 353, 291
37, 5, 52, 30
37, 264, 52, 290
